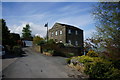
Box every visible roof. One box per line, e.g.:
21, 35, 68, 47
54, 22, 83, 31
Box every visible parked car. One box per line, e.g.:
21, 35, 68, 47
0, 45, 6, 56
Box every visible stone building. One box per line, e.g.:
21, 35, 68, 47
48, 23, 84, 48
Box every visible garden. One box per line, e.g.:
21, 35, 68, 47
66, 50, 120, 79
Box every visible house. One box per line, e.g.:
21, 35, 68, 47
48, 23, 84, 48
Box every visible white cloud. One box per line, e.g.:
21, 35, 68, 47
57, 14, 94, 28
9, 22, 47, 38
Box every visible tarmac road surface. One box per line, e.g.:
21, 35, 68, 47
2, 47, 84, 79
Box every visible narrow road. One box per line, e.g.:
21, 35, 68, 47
2, 47, 83, 78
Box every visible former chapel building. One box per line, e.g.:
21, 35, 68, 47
48, 23, 83, 48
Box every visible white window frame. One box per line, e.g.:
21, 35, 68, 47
68, 29, 71, 34
75, 30, 78, 35
51, 32, 54, 36
75, 41, 78, 46
68, 40, 71, 44
55, 31, 58, 35
60, 30, 62, 35
60, 40, 62, 43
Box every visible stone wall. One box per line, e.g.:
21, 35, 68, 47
34, 45, 83, 56
60, 47, 82, 56
33, 45, 42, 53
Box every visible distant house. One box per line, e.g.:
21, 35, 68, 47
48, 23, 84, 48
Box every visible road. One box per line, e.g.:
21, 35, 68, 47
2, 47, 84, 79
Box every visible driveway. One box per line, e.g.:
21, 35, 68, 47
2, 47, 84, 78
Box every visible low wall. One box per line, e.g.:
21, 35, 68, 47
60, 47, 82, 56
34, 44, 82, 56
33, 45, 42, 53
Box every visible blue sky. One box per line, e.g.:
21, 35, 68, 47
2, 2, 97, 39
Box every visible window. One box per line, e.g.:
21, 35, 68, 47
75, 30, 78, 35
68, 40, 71, 44
55, 31, 58, 35
75, 41, 78, 46
51, 32, 54, 36
68, 29, 71, 34
60, 40, 62, 43
60, 30, 62, 35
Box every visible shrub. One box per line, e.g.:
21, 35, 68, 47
105, 67, 120, 79
86, 50, 98, 57
52, 50, 66, 57
66, 58, 72, 64
46, 39, 55, 44
67, 55, 120, 79
47, 50, 54, 55
38, 40, 45, 46
56, 43, 65, 48
33, 36, 44, 45
78, 55, 94, 63
12, 46, 22, 56
112, 60, 120, 70
84, 58, 114, 78
65, 53, 75, 58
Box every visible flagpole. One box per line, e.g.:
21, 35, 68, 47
44, 23, 48, 42
47, 24, 48, 42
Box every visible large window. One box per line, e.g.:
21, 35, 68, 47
60, 40, 62, 43
68, 29, 71, 34
51, 32, 54, 36
55, 31, 58, 35
60, 30, 62, 35
75, 30, 78, 35
75, 41, 78, 46
68, 40, 71, 44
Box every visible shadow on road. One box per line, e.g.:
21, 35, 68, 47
2, 50, 28, 59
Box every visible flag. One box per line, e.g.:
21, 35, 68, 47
44, 23, 48, 27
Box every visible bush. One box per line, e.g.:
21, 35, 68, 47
67, 55, 120, 79
38, 40, 45, 46
83, 57, 120, 79
33, 36, 44, 45
56, 43, 65, 48
47, 50, 54, 55
12, 46, 22, 56
78, 55, 94, 63
65, 53, 75, 58
66, 58, 72, 64
84, 61, 113, 78
112, 60, 120, 70
105, 67, 120, 79
46, 39, 55, 44
52, 50, 66, 57
86, 50, 98, 57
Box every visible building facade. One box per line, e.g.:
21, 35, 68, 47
48, 23, 83, 48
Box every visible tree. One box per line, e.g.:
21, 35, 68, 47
33, 36, 44, 45
92, 2, 120, 59
22, 24, 32, 40
0, 19, 10, 46
9, 33, 20, 46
